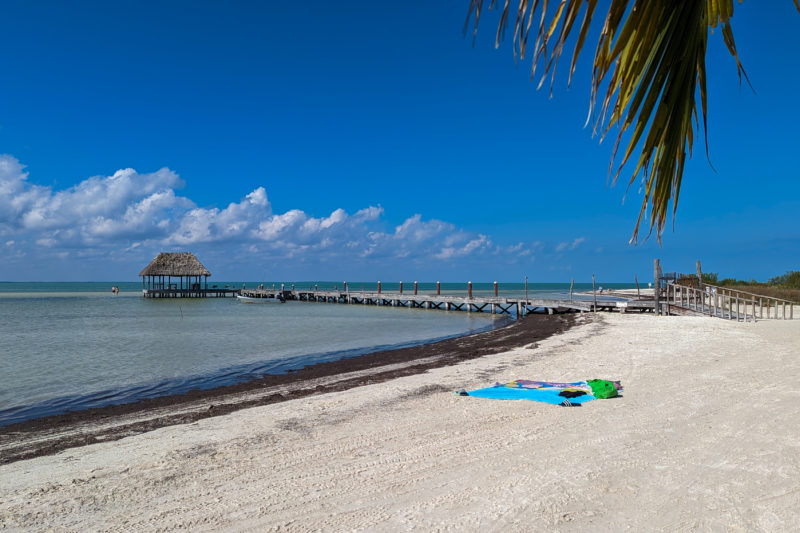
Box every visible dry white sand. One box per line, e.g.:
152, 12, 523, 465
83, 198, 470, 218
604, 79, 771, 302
2, 313, 799, 531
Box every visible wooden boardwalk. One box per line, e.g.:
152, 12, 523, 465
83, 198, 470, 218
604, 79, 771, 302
140, 258, 796, 321
661, 282, 794, 321
239, 288, 655, 317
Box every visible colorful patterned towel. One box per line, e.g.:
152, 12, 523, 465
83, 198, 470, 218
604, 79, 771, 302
500, 380, 594, 394
467, 380, 597, 405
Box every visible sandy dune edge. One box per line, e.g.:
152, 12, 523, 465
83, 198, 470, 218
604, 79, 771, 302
1, 313, 798, 531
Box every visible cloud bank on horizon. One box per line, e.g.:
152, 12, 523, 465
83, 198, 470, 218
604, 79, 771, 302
0, 154, 585, 279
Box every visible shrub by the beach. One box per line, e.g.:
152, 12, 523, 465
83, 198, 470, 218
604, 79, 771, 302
769, 271, 800, 289
693, 270, 800, 303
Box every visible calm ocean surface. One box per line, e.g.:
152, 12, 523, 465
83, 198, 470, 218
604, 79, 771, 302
0, 281, 633, 427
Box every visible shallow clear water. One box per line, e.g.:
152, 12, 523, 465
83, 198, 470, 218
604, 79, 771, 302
0, 287, 505, 426
0, 281, 635, 426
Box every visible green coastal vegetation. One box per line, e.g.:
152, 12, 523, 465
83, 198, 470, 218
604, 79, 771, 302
698, 271, 800, 303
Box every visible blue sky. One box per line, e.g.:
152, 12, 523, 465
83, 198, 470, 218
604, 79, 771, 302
0, 1, 798, 282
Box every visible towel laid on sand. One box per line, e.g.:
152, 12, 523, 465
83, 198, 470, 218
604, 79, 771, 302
467, 380, 597, 405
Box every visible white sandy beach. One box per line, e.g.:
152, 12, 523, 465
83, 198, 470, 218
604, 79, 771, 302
1, 312, 799, 531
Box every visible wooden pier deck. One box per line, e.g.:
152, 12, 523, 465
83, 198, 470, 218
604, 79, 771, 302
239, 288, 655, 317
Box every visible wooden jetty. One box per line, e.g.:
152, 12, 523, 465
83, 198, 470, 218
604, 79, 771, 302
236, 259, 796, 323
654, 259, 795, 320
239, 287, 653, 318
138, 253, 793, 321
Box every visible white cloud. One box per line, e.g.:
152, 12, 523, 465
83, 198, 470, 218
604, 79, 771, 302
167, 188, 271, 245
0, 156, 49, 234
255, 209, 306, 242
555, 237, 586, 252
0, 155, 196, 249
0, 154, 599, 279
436, 235, 491, 259
0, 155, 504, 270
23, 167, 184, 232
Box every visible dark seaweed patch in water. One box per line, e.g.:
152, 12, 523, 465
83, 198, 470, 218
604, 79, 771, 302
0, 319, 509, 428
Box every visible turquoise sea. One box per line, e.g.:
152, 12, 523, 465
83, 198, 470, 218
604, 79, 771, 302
0, 281, 633, 427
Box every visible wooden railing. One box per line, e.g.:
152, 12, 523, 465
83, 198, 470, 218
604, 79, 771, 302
664, 283, 795, 321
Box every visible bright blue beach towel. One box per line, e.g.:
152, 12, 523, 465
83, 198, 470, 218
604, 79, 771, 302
468, 384, 596, 405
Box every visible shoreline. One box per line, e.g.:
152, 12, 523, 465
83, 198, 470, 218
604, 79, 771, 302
0, 313, 576, 464
2, 314, 799, 530
0, 316, 510, 428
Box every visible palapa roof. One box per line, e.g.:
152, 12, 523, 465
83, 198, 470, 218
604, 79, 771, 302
138, 252, 211, 277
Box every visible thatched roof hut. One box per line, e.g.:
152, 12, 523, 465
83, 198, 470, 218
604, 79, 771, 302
139, 252, 211, 277
139, 252, 211, 293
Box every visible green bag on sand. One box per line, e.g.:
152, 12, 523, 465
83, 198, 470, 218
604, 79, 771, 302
588, 379, 618, 399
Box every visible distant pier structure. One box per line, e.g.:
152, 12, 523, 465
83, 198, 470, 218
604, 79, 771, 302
239, 286, 651, 317
139, 252, 236, 298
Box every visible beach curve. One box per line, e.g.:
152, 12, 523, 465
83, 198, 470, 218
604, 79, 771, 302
1, 313, 799, 531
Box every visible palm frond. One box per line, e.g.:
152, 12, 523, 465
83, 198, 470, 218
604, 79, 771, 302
465, 0, 799, 242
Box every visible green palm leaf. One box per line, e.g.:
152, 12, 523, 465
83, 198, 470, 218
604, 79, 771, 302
466, 0, 799, 242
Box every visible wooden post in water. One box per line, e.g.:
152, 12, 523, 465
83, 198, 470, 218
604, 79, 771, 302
399, 281, 403, 294
654, 259, 661, 316
436, 281, 440, 295
414, 281, 418, 295
377, 281, 381, 294
592, 274, 597, 313
494, 281, 498, 297
468, 281, 472, 299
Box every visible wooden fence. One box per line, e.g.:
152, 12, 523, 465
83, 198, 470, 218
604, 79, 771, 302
665, 283, 794, 321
